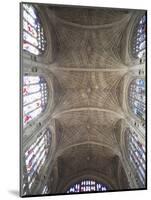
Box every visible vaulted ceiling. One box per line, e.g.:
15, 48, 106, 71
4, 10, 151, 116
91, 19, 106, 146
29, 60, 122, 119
46, 6, 132, 69
51, 70, 125, 152
55, 144, 128, 192
40, 6, 139, 190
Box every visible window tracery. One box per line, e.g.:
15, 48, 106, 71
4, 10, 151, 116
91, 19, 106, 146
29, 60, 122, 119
23, 76, 48, 127
67, 179, 108, 193
25, 128, 51, 189
23, 4, 46, 55
132, 15, 146, 60
126, 128, 145, 185
128, 79, 145, 121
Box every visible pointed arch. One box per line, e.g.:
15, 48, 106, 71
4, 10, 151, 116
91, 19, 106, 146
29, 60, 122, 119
23, 75, 48, 127
23, 4, 46, 55
132, 15, 146, 60
66, 179, 108, 193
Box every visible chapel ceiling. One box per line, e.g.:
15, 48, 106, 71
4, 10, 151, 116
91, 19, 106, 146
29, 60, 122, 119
51, 144, 129, 192
46, 6, 133, 69
40, 6, 137, 187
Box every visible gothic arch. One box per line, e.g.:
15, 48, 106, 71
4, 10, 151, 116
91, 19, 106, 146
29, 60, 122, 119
123, 128, 146, 187
22, 4, 46, 56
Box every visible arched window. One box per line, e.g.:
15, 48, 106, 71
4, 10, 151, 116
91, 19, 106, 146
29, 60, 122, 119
126, 128, 145, 185
67, 179, 108, 193
132, 15, 146, 59
25, 128, 51, 190
128, 79, 145, 121
23, 4, 46, 55
23, 76, 48, 127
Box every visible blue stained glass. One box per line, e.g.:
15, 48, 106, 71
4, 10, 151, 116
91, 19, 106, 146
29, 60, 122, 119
126, 129, 145, 186
67, 179, 108, 193
132, 15, 146, 59
129, 79, 145, 121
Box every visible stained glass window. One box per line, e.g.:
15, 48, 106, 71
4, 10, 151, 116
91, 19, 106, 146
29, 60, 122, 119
126, 129, 145, 185
23, 4, 46, 55
132, 15, 146, 59
128, 79, 145, 121
25, 128, 51, 190
67, 179, 108, 193
23, 76, 48, 127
